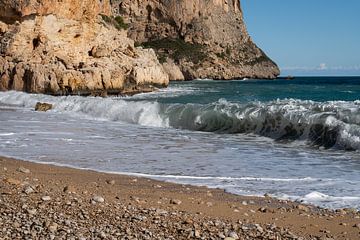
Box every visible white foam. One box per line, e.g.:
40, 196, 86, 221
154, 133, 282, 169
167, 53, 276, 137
0, 133, 15, 136
104, 172, 318, 182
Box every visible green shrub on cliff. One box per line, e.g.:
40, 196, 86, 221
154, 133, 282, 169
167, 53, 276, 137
114, 16, 129, 30
100, 14, 128, 31
140, 38, 206, 64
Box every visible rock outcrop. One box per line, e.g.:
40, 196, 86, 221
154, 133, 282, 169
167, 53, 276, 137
0, 0, 169, 95
0, 0, 279, 95
111, 0, 280, 80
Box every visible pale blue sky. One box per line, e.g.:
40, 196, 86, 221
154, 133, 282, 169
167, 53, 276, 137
241, 0, 360, 76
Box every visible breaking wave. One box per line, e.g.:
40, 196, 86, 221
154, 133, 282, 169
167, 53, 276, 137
1, 91, 360, 150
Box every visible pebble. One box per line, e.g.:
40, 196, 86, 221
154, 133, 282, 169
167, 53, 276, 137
106, 179, 115, 185
99, 231, 106, 238
27, 209, 37, 215
297, 204, 310, 212
170, 199, 182, 205
92, 195, 105, 203
228, 231, 239, 239
17, 167, 30, 174
23, 186, 35, 194
4, 177, 22, 185
48, 223, 58, 232
218, 233, 226, 238
63, 185, 76, 193
258, 207, 268, 213
41, 196, 51, 201
353, 223, 360, 229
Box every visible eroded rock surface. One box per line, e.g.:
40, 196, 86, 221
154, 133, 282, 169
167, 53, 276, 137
0, 0, 169, 95
112, 0, 280, 80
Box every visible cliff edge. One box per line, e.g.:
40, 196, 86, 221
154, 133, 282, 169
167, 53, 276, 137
0, 0, 169, 95
112, 0, 280, 80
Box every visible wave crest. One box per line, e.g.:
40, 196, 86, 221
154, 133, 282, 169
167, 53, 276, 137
1, 91, 359, 150
164, 99, 360, 150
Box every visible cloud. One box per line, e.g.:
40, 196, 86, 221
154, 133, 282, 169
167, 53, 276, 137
318, 63, 327, 70
281, 64, 360, 72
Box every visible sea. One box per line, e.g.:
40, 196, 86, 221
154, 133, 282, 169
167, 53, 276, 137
1, 76, 360, 210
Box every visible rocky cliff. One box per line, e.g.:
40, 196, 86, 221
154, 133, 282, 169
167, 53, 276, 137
0, 0, 169, 95
112, 0, 280, 80
0, 0, 279, 95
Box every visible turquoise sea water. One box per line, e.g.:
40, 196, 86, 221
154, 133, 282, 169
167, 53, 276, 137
1, 77, 360, 209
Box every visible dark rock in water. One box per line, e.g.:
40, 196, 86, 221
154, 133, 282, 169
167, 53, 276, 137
35, 102, 53, 112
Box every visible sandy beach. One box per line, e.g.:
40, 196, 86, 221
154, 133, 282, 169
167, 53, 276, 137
0, 156, 359, 239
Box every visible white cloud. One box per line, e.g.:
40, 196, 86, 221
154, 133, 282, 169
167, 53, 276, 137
318, 63, 327, 70
281, 64, 360, 72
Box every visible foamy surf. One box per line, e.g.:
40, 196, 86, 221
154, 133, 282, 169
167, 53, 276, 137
1, 91, 359, 150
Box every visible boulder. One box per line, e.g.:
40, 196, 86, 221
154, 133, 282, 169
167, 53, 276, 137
35, 102, 53, 112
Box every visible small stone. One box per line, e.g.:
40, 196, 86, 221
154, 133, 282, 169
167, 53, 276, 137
353, 223, 360, 229
17, 167, 30, 173
255, 224, 264, 233
99, 231, 106, 238
206, 202, 213, 207
23, 186, 35, 194
340, 222, 347, 226
48, 223, 58, 232
228, 231, 239, 239
258, 207, 268, 213
92, 195, 105, 203
41, 196, 51, 201
13, 222, 21, 228
194, 229, 201, 238
4, 178, 22, 185
63, 185, 76, 193
218, 233, 226, 239
241, 201, 248, 206
170, 199, 182, 205
27, 209, 37, 215
297, 204, 310, 212
106, 179, 115, 185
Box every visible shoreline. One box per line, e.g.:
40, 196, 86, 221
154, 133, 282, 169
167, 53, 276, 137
1, 156, 359, 239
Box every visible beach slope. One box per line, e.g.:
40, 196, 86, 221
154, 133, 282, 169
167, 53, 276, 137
1, 156, 359, 239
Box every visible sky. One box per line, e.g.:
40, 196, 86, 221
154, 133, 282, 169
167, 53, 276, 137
241, 0, 360, 76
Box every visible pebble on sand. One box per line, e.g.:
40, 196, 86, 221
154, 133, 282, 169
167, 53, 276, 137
106, 179, 115, 185
92, 195, 105, 203
17, 167, 30, 174
23, 186, 35, 194
41, 196, 52, 201
170, 199, 182, 205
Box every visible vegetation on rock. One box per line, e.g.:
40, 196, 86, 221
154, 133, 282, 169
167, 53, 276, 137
100, 14, 128, 30
140, 38, 207, 64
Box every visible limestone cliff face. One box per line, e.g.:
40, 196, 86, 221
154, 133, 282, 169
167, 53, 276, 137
112, 0, 280, 80
0, 0, 169, 95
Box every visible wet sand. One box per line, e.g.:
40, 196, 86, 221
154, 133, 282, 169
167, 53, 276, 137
1, 156, 359, 239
